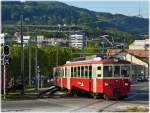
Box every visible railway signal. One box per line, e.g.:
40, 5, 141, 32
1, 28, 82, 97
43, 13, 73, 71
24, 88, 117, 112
4, 56, 10, 65
2, 34, 10, 100
3, 45, 9, 56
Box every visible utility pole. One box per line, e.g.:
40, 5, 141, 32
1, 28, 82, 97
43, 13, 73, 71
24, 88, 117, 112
20, 14, 24, 95
3, 34, 6, 100
3, 63, 6, 99
28, 38, 31, 86
35, 31, 38, 90
37, 66, 40, 89
56, 24, 61, 66
101, 41, 105, 55
56, 48, 58, 66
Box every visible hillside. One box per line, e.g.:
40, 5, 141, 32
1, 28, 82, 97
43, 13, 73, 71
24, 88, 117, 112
2, 1, 148, 39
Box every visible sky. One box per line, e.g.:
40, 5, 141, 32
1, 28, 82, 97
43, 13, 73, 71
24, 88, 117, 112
61, 1, 149, 18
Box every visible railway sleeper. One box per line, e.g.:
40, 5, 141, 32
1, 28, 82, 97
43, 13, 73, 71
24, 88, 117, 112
38, 86, 60, 98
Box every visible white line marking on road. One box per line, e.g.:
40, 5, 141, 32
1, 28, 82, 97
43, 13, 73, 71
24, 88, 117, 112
129, 92, 148, 95
127, 94, 138, 99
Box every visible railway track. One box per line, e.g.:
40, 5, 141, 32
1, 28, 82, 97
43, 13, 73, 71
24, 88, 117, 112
70, 100, 120, 112
98, 101, 119, 112
70, 99, 103, 112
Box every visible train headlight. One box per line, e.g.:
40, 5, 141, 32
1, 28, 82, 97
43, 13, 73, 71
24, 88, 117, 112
125, 83, 128, 86
104, 82, 109, 87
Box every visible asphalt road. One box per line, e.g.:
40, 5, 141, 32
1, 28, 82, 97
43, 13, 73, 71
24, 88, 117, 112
2, 81, 149, 112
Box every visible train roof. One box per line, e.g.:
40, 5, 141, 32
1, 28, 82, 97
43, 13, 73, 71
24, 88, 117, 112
64, 58, 130, 66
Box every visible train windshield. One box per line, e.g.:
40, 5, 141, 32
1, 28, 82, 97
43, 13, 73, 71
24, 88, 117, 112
103, 65, 130, 77
103, 66, 113, 77
114, 66, 120, 77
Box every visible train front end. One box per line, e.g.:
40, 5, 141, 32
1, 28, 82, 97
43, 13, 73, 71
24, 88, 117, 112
102, 62, 131, 99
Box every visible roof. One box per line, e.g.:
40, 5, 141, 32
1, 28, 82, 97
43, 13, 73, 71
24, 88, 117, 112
107, 48, 149, 58
125, 49, 149, 58
64, 59, 130, 66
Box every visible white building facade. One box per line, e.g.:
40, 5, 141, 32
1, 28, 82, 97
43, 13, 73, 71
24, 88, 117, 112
129, 39, 150, 50
69, 34, 85, 49
17, 36, 30, 44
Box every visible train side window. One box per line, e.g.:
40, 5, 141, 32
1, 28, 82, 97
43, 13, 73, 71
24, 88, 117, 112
97, 66, 101, 70
74, 67, 77, 77
56, 68, 60, 78
97, 74, 101, 77
103, 66, 113, 77
60, 69, 62, 77
67, 67, 70, 77
64, 67, 66, 77
89, 66, 92, 78
55, 69, 58, 77
53, 68, 56, 78
114, 66, 120, 77
78, 66, 80, 78
71, 67, 73, 77
76, 67, 78, 77
81, 66, 84, 78
85, 66, 88, 78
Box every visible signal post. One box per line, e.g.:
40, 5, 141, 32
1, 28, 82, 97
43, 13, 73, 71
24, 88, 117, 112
3, 44, 10, 100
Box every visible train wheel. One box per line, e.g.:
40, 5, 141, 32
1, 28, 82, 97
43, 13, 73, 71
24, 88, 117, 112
118, 96, 127, 100
103, 94, 109, 100
68, 89, 74, 96
93, 93, 98, 99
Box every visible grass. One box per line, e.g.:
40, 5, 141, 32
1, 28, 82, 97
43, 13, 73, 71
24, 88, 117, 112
1, 93, 38, 101
1, 87, 38, 101
127, 106, 149, 112
25, 88, 36, 93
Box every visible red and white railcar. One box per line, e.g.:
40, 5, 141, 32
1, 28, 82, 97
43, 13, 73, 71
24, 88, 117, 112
53, 57, 131, 99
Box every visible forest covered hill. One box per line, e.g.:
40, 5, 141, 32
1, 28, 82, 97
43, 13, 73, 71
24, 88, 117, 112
2, 1, 148, 41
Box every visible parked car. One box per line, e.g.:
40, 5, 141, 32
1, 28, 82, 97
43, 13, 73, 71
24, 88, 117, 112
137, 75, 145, 82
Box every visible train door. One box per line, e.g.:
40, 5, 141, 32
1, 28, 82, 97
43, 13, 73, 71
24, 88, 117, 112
60, 67, 64, 89
93, 64, 102, 93
89, 65, 92, 91
67, 66, 71, 90
92, 65, 97, 93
